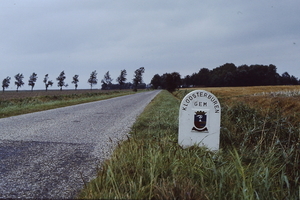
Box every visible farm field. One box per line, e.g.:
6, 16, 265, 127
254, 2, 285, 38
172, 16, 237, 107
79, 86, 300, 199
188, 85, 300, 96
179, 85, 300, 125
0, 89, 137, 118
0, 89, 129, 100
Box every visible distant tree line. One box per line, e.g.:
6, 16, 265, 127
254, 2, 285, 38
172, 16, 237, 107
99, 67, 146, 91
151, 63, 300, 92
2, 67, 146, 92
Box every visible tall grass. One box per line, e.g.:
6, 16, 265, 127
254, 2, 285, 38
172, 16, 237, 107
79, 89, 300, 199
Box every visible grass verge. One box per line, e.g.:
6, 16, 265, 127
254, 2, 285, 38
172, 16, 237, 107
79, 89, 300, 199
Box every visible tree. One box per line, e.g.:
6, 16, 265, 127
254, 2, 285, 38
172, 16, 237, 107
150, 74, 162, 89
14, 73, 24, 92
266, 64, 279, 85
182, 75, 192, 88
56, 71, 68, 91
197, 68, 211, 86
210, 63, 236, 87
2, 76, 11, 92
116, 69, 127, 89
101, 71, 113, 90
43, 74, 53, 91
28, 73, 38, 91
88, 70, 97, 90
133, 67, 145, 91
72, 75, 79, 90
290, 75, 299, 85
235, 65, 250, 86
163, 72, 181, 93
279, 72, 299, 85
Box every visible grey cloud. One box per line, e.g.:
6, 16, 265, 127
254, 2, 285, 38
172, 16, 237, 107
0, 0, 299, 90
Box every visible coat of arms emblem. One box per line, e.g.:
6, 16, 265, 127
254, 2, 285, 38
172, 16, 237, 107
192, 111, 208, 132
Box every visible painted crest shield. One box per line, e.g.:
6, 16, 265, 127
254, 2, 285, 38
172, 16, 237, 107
192, 111, 208, 132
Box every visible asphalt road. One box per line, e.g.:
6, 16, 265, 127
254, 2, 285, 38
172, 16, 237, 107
0, 90, 161, 198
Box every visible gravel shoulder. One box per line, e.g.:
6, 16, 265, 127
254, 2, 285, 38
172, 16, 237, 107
0, 90, 161, 198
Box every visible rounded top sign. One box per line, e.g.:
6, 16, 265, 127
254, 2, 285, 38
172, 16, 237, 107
178, 90, 221, 150
180, 90, 220, 114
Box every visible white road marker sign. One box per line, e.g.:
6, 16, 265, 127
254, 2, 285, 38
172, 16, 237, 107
179, 90, 221, 150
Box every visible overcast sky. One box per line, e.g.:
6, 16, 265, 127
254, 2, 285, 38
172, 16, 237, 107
1, 0, 299, 90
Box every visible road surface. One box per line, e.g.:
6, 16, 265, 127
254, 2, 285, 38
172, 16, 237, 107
0, 90, 160, 198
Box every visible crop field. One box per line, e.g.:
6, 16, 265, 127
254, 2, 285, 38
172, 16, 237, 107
0, 89, 127, 100
0, 89, 136, 118
179, 85, 300, 125
79, 86, 300, 199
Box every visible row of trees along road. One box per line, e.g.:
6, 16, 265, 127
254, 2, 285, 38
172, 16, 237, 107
151, 63, 300, 92
2, 67, 145, 92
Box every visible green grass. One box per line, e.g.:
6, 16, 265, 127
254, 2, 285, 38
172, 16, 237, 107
79, 90, 300, 199
0, 90, 136, 118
